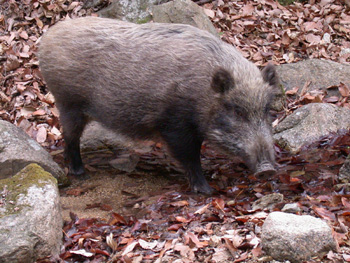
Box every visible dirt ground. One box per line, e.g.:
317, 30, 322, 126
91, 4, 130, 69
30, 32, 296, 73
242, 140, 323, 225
56, 145, 188, 221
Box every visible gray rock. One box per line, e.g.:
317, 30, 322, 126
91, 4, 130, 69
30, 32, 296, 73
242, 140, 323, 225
98, 0, 168, 23
83, 0, 107, 9
0, 120, 68, 185
262, 212, 336, 262
274, 103, 350, 154
0, 164, 62, 263
80, 121, 131, 151
281, 203, 301, 214
276, 59, 350, 93
152, 0, 218, 36
252, 193, 284, 211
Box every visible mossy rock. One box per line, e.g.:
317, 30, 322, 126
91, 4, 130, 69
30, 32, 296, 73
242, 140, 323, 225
0, 163, 62, 262
0, 163, 57, 217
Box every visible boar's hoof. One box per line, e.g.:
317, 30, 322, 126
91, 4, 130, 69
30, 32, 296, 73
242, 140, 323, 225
254, 162, 276, 177
69, 167, 90, 180
192, 181, 214, 195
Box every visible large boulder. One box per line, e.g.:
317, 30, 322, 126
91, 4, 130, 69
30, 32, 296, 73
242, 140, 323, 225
98, 0, 218, 37
152, 0, 218, 36
262, 212, 336, 262
0, 120, 68, 185
98, 0, 168, 23
273, 103, 350, 154
0, 164, 62, 263
276, 59, 350, 93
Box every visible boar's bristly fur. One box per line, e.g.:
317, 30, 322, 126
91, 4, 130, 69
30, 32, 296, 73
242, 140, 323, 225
38, 17, 279, 195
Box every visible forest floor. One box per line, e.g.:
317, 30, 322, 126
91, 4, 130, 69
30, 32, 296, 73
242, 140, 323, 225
1, 0, 350, 262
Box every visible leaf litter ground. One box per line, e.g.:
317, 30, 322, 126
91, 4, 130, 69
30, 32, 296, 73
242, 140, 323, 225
1, 0, 350, 262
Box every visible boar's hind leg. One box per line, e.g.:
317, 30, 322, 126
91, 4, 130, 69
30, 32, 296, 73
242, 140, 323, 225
59, 104, 89, 179
158, 110, 213, 195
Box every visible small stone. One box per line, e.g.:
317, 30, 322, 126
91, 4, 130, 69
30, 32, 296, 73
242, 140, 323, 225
340, 48, 350, 56
281, 203, 301, 213
338, 155, 350, 183
252, 193, 284, 211
322, 33, 331, 43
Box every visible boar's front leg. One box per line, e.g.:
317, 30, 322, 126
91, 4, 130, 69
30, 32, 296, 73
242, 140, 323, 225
158, 105, 213, 195
163, 132, 213, 194
59, 103, 89, 179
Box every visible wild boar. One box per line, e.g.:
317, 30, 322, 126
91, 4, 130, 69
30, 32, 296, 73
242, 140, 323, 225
38, 17, 279, 195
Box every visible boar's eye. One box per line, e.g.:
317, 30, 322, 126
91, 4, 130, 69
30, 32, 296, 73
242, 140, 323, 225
264, 104, 271, 114
223, 102, 247, 119
223, 102, 234, 111
233, 105, 247, 119
223, 101, 247, 119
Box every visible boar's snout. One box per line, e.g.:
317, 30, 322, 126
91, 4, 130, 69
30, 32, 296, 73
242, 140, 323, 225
246, 126, 276, 178
254, 161, 276, 177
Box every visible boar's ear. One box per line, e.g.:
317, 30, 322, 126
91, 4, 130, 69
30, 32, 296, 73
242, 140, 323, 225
262, 63, 279, 87
211, 68, 234, 94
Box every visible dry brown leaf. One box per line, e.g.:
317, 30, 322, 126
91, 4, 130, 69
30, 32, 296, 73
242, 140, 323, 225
122, 240, 138, 256
194, 203, 210, 214
19, 30, 29, 40
212, 198, 225, 212
339, 83, 350, 97
312, 206, 336, 222
170, 200, 189, 207
241, 4, 254, 16
175, 216, 191, 223
203, 8, 215, 19
185, 232, 208, 248
139, 239, 158, 250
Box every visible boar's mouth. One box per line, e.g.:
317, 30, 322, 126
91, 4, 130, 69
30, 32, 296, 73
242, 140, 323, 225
254, 161, 276, 177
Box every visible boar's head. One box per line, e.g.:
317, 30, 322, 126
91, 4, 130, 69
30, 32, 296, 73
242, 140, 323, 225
208, 63, 279, 177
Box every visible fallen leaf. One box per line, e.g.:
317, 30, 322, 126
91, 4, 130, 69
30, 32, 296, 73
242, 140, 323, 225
170, 200, 189, 207
36, 126, 47, 143
139, 239, 158, 250
212, 198, 225, 211
185, 232, 208, 248
70, 249, 94, 257
175, 216, 191, 223
339, 83, 350, 97
122, 240, 138, 256
204, 8, 215, 18
106, 233, 118, 252
234, 251, 248, 262
312, 206, 336, 222
194, 203, 210, 214
108, 212, 127, 225
66, 188, 84, 196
